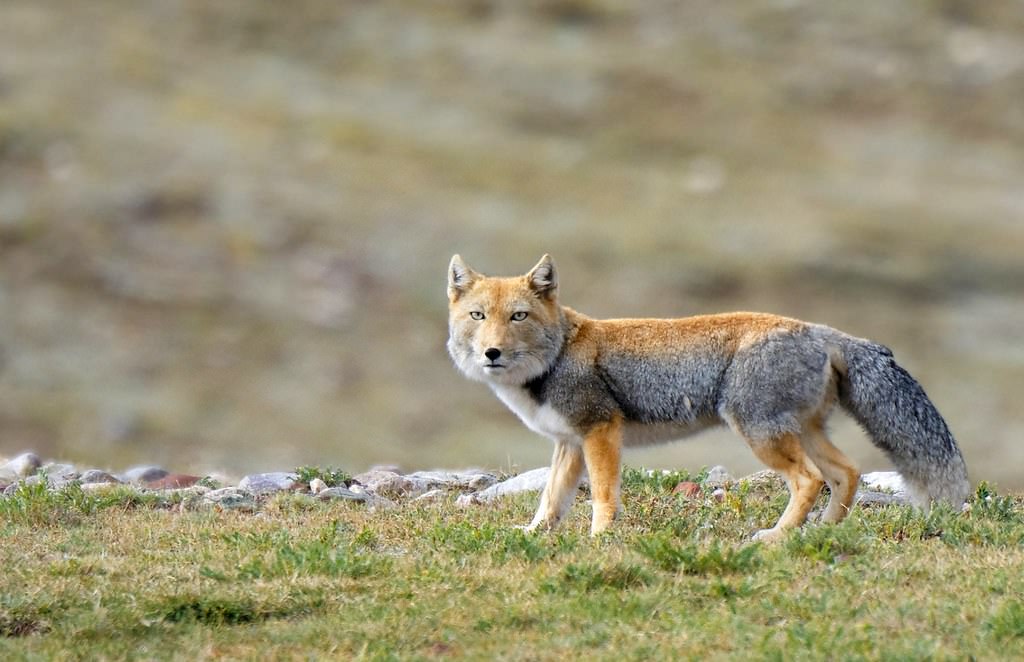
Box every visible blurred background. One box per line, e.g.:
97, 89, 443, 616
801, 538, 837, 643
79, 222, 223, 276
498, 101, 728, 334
1, 1, 1022, 486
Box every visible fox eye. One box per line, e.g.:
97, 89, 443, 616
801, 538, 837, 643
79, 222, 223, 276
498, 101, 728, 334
510, 311, 529, 322
469, 311, 485, 321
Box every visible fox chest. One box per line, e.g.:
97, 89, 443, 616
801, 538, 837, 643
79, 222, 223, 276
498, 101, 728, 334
491, 385, 582, 444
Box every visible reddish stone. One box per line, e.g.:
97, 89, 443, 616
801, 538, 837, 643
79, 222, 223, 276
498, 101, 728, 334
146, 473, 201, 489
672, 481, 701, 498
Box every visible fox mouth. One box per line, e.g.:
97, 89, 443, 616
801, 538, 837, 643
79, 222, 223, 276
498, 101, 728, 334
483, 362, 506, 370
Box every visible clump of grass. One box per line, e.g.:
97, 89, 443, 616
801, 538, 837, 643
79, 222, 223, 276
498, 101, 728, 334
784, 519, 871, 563
543, 561, 652, 593
635, 532, 762, 574
293, 465, 351, 487
987, 600, 1024, 642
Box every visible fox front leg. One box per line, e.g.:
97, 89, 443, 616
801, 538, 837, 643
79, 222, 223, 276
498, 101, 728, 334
525, 442, 585, 532
581, 417, 624, 536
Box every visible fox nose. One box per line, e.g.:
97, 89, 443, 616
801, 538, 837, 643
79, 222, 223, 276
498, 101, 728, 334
484, 348, 502, 362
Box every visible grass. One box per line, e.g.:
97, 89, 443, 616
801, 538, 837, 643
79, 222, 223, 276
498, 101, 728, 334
2, 471, 1023, 660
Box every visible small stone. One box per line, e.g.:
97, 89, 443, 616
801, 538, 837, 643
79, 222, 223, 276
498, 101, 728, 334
2, 452, 42, 478
204, 487, 256, 511
712, 487, 726, 502
455, 493, 481, 507
351, 470, 415, 497
704, 465, 732, 486
145, 473, 201, 490
317, 486, 368, 502
672, 481, 701, 498
238, 472, 301, 495
413, 488, 447, 503
309, 478, 328, 495
79, 470, 121, 485
404, 469, 499, 494
121, 466, 169, 484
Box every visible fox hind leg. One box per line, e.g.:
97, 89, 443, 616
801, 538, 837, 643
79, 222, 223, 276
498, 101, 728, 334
800, 419, 860, 523
744, 432, 825, 542
526, 442, 585, 532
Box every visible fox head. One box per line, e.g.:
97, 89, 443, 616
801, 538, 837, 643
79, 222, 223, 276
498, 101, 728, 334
447, 254, 566, 386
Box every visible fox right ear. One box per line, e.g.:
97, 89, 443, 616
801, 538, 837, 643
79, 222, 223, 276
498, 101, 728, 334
448, 254, 479, 300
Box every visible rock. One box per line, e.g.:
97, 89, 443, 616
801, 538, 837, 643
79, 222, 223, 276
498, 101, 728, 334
737, 469, 786, 494
145, 473, 201, 490
413, 488, 447, 503
455, 493, 480, 507
860, 471, 908, 495
404, 470, 499, 493
317, 486, 368, 502
712, 487, 727, 502
855, 490, 909, 507
238, 472, 301, 495
309, 478, 328, 495
351, 470, 415, 497
1, 452, 42, 479
465, 467, 587, 504
121, 466, 169, 484
203, 487, 256, 511
79, 470, 121, 485
704, 465, 732, 486
370, 464, 403, 474
672, 481, 701, 498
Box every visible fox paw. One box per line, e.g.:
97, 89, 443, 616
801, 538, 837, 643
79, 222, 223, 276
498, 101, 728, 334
751, 527, 786, 543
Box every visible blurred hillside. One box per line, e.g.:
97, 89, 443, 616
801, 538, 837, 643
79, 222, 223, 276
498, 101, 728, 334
1, 1, 1022, 485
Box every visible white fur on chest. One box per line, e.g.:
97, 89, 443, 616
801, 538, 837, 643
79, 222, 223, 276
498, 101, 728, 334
491, 385, 581, 444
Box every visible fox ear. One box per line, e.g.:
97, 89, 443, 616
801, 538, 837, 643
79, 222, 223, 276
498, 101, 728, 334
448, 254, 479, 300
526, 254, 558, 300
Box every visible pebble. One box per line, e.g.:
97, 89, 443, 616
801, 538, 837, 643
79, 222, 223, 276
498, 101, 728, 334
238, 472, 301, 495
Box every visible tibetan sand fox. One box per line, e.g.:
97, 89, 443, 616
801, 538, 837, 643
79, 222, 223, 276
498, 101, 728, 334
447, 255, 969, 540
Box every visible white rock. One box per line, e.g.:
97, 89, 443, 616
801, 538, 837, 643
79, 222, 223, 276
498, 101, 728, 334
466, 467, 586, 504
860, 471, 908, 495
309, 478, 328, 495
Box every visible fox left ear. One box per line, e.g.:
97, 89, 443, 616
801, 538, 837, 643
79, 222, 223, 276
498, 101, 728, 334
448, 254, 480, 301
526, 254, 558, 300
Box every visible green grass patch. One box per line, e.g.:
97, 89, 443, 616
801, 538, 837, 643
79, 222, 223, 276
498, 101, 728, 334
1, 470, 1023, 659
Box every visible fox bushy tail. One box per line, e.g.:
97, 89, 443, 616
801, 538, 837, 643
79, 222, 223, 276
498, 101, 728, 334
836, 336, 969, 508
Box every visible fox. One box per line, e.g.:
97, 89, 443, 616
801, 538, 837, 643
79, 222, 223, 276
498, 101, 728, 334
447, 254, 970, 540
